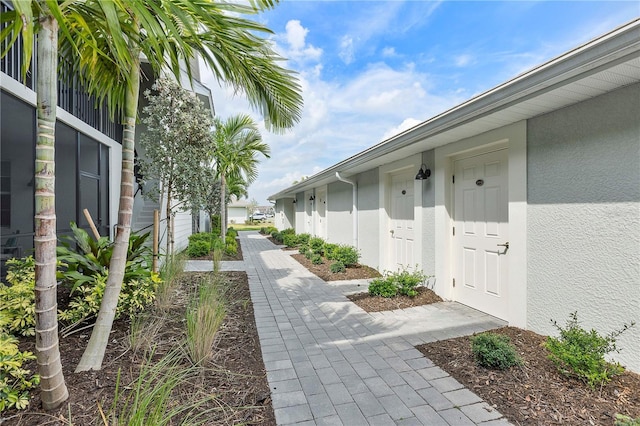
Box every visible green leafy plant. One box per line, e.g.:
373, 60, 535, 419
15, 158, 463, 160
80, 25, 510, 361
0, 257, 36, 336
296, 233, 311, 246
308, 237, 325, 255
226, 227, 238, 239
616, 414, 640, 426
304, 249, 314, 260
324, 243, 338, 260
0, 332, 40, 412
187, 240, 210, 258
281, 228, 295, 235
331, 244, 359, 267
271, 231, 284, 244
57, 223, 154, 293
471, 332, 522, 370
368, 278, 398, 297
311, 254, 323, 265
545, 312, 634, 389
224, 236, 238, 256
330, 261, 346, 274
298, 244, 309, 255
283, 233, 298, 247
367, 267, 429, 298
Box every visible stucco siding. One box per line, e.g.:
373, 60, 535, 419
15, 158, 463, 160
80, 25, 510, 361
527, 83, 640, 372
294, 192, 306, 234
420, 150, 436, 275
327, 181, 354, 245
357, 169, 381, 269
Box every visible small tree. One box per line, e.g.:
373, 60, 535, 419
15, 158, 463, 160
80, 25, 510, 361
247, 199, 259, 223
139, 78, 213, 254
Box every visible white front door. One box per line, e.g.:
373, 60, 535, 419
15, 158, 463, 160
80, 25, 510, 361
453, 149, 509, 320
389, 171, 415, 269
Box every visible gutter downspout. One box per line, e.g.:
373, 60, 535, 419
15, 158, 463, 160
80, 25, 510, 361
336, 172, 358, 249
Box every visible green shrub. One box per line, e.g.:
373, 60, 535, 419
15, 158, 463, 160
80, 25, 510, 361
311, 254, 323, 265
393, 268, 428, 297
304, 250, 314, 260
298, 244, 308, 255
259, 227, 267, 234
0, 257, 36, 336
332, 244, 359, 267
324, 243, 338, 260
367, 268, 430, 298
224, 237, 238, 256
309, 237, 325, 255
297, 233, 311, 245
266, 226, 278, 235
283, 233, 298, 248
330, 261, 346, 274
271, 232, 284, 244
545, 312, 634, 389
368, 278, 398, 298
281, 228, 295, 235
0, 332, 40, 412
226, 228, 237, 239
471, 332, 522, 370
187, 240, 210, 257
616, 414, 640, 426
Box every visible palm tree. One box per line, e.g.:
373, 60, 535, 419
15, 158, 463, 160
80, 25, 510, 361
75, 0, 303, 372
212, 115, 270, 238
1, 0, 132, 409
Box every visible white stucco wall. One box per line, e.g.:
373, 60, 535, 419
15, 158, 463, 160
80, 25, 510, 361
326, 181, 354, 246
419, 150, 436, 276
275, 198, 295, 230
527, 83, 640, 372
357, 169, 381, 269
294, 193, 306, 234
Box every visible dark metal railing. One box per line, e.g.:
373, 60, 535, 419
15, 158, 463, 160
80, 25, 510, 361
1, 1, 122, 142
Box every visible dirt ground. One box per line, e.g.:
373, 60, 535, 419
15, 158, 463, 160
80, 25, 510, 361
7, 237, 638, 426
4, 270, 275, 426
418, 327, 640, 425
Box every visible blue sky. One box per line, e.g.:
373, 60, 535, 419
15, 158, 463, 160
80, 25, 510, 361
200, 1, 639, 206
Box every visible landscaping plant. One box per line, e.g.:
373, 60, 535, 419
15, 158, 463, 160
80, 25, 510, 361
186, 276, 226, 366
330, 261, 346, 274
368, 267, 429, 298
545, 311, 635, 389
0, 257, 37, 336
471, 332, 522, 370
0, 332, 40, 412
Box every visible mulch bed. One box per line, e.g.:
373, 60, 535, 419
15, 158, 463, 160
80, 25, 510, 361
290, 253, 381, 282
347, 287, 443, 312
5, 269, 275, 425
418, 326, 640, 425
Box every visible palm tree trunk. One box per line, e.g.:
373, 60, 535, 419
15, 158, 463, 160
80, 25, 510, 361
76, 46, 140, 372
33, 11, 69, 409
220, 175, 227, 238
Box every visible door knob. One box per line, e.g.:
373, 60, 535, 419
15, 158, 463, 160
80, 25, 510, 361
497, 242, 509, 249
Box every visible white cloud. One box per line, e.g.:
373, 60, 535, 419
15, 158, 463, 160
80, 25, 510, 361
382, 47, 397, 57
279, 20, 323, 63
338, 35, 355, 65
382, 118, 423, 141
454, 54, 473, 67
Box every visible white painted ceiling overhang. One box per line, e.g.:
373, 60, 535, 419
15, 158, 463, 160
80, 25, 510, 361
268, 20, 640, 200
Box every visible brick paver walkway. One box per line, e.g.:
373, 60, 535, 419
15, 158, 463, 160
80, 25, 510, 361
187, 231, 511, 425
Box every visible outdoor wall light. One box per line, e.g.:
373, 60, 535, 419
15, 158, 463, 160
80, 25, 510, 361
309, 195, 316, 201
292, 199, 297, 204
415, 164, 431, 180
